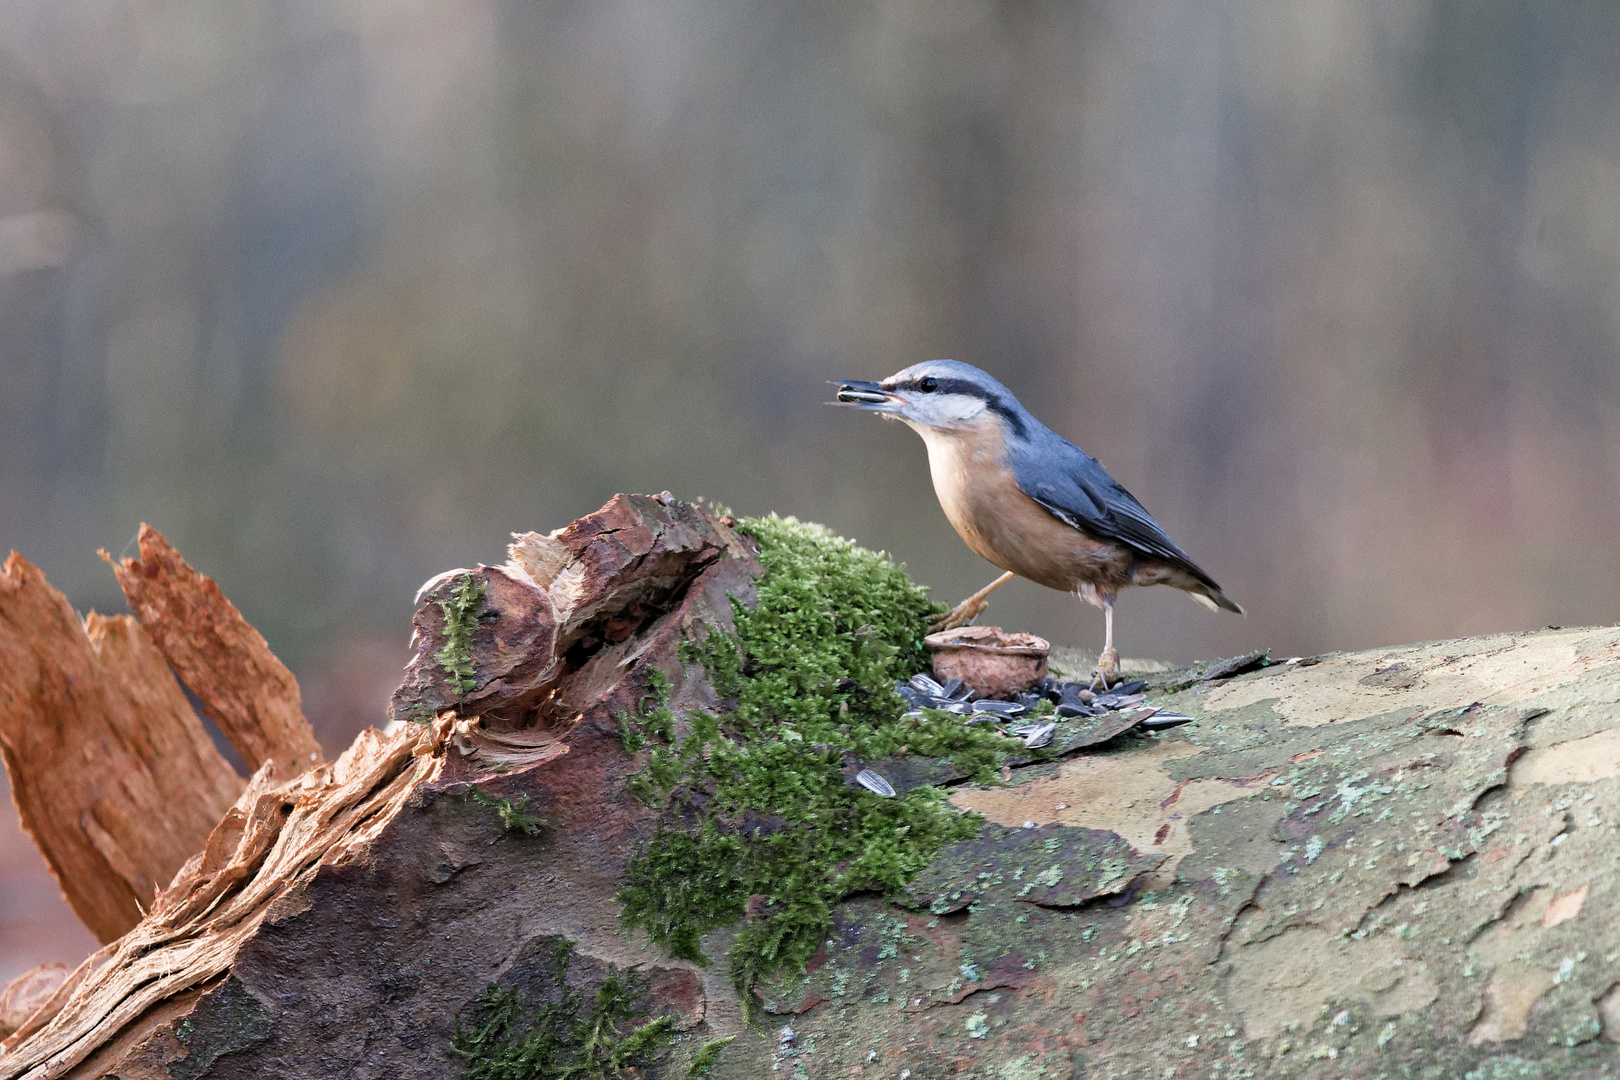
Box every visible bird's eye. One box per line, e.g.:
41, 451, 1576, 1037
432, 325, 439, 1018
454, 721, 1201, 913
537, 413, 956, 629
918, 376, 939, 392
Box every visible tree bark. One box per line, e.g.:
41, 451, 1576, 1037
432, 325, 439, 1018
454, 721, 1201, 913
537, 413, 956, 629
1, 498, 1618, 1079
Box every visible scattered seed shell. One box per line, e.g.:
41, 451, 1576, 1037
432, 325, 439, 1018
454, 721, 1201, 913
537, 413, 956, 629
1140, 712, 1195, 731
855, 769, 896, 797
1017, 721, 1056, 748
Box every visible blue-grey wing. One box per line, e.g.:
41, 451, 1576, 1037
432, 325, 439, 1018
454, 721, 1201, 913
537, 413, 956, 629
1014, 438, 1217, 586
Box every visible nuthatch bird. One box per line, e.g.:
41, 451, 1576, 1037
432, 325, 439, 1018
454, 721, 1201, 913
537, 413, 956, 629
835, 360, 1242, 686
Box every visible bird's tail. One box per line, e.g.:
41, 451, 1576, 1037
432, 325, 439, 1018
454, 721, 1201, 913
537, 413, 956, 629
1187, 585, 1245, 616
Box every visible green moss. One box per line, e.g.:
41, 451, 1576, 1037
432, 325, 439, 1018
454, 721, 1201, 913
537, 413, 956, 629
438, 573, 487, 698
617, 669, 674, 754
469, 788, 544, 837
400, 702, 439, 725
683, 1036, 734, 1078
617, 514, 1019, 1005
451, 939, 675, 1080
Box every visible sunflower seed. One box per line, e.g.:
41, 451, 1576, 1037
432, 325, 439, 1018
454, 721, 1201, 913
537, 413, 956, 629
1014, 721, 1056, 748
941, 678, 970, 701
1139, 712, 1195, 731
1092, 691, 1146, 711
1056, 685, 1094, 716
855, 769, 896, 797
908, 673, 946, 697
971, 700, 1027, 717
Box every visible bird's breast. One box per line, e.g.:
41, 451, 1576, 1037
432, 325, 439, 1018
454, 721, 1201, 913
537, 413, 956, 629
914, 420, 1006, 550
913, 419, 1134, 592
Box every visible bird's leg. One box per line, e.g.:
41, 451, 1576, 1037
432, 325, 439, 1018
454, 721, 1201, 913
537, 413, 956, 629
930, 571, 1017, 632
1091, 601, 1120, 690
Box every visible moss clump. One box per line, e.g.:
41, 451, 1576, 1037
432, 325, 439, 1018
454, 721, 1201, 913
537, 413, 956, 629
400, 703, 439, 725
468, 788, 544, 836
616, 669, 674, 754
683, 1036, 733, 1078
438, 573, 487, 698
451, 939, 675, 1080
618, 514, 1018, 1003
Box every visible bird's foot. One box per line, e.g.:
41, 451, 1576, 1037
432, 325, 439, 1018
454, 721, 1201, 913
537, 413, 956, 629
929, 596, 990, 633
1090, 647, 1120, 691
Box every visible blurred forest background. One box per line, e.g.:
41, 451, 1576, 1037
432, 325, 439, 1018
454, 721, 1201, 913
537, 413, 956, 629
4, 1, 1620, 977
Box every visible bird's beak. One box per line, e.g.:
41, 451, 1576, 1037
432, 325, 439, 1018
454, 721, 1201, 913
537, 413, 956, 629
831, 380, 903, 413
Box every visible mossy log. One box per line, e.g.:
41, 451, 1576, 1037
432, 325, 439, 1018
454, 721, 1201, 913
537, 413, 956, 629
0, 495, 1618, 1078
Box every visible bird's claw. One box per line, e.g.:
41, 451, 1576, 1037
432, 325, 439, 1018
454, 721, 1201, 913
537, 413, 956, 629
1090, 647, 1120, 690
929, 598, 989, 633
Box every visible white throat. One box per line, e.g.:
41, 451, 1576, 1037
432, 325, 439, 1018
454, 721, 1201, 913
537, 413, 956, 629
898, 392, 988, 431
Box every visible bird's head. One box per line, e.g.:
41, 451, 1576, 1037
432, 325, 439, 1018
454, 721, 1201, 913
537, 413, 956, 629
834, 360, 1025, 436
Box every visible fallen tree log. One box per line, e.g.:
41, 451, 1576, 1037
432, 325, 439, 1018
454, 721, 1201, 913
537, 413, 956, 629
0, 495, 1616, 1078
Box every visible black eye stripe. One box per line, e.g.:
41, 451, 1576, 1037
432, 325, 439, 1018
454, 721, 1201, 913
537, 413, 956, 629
901, 376, 985, 398
890, 375, 1029, 439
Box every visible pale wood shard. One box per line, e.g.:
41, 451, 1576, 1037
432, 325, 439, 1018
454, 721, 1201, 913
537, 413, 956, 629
0, 967, 69, 1040
106, 525, 324, 776
0, 554, 245, 944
